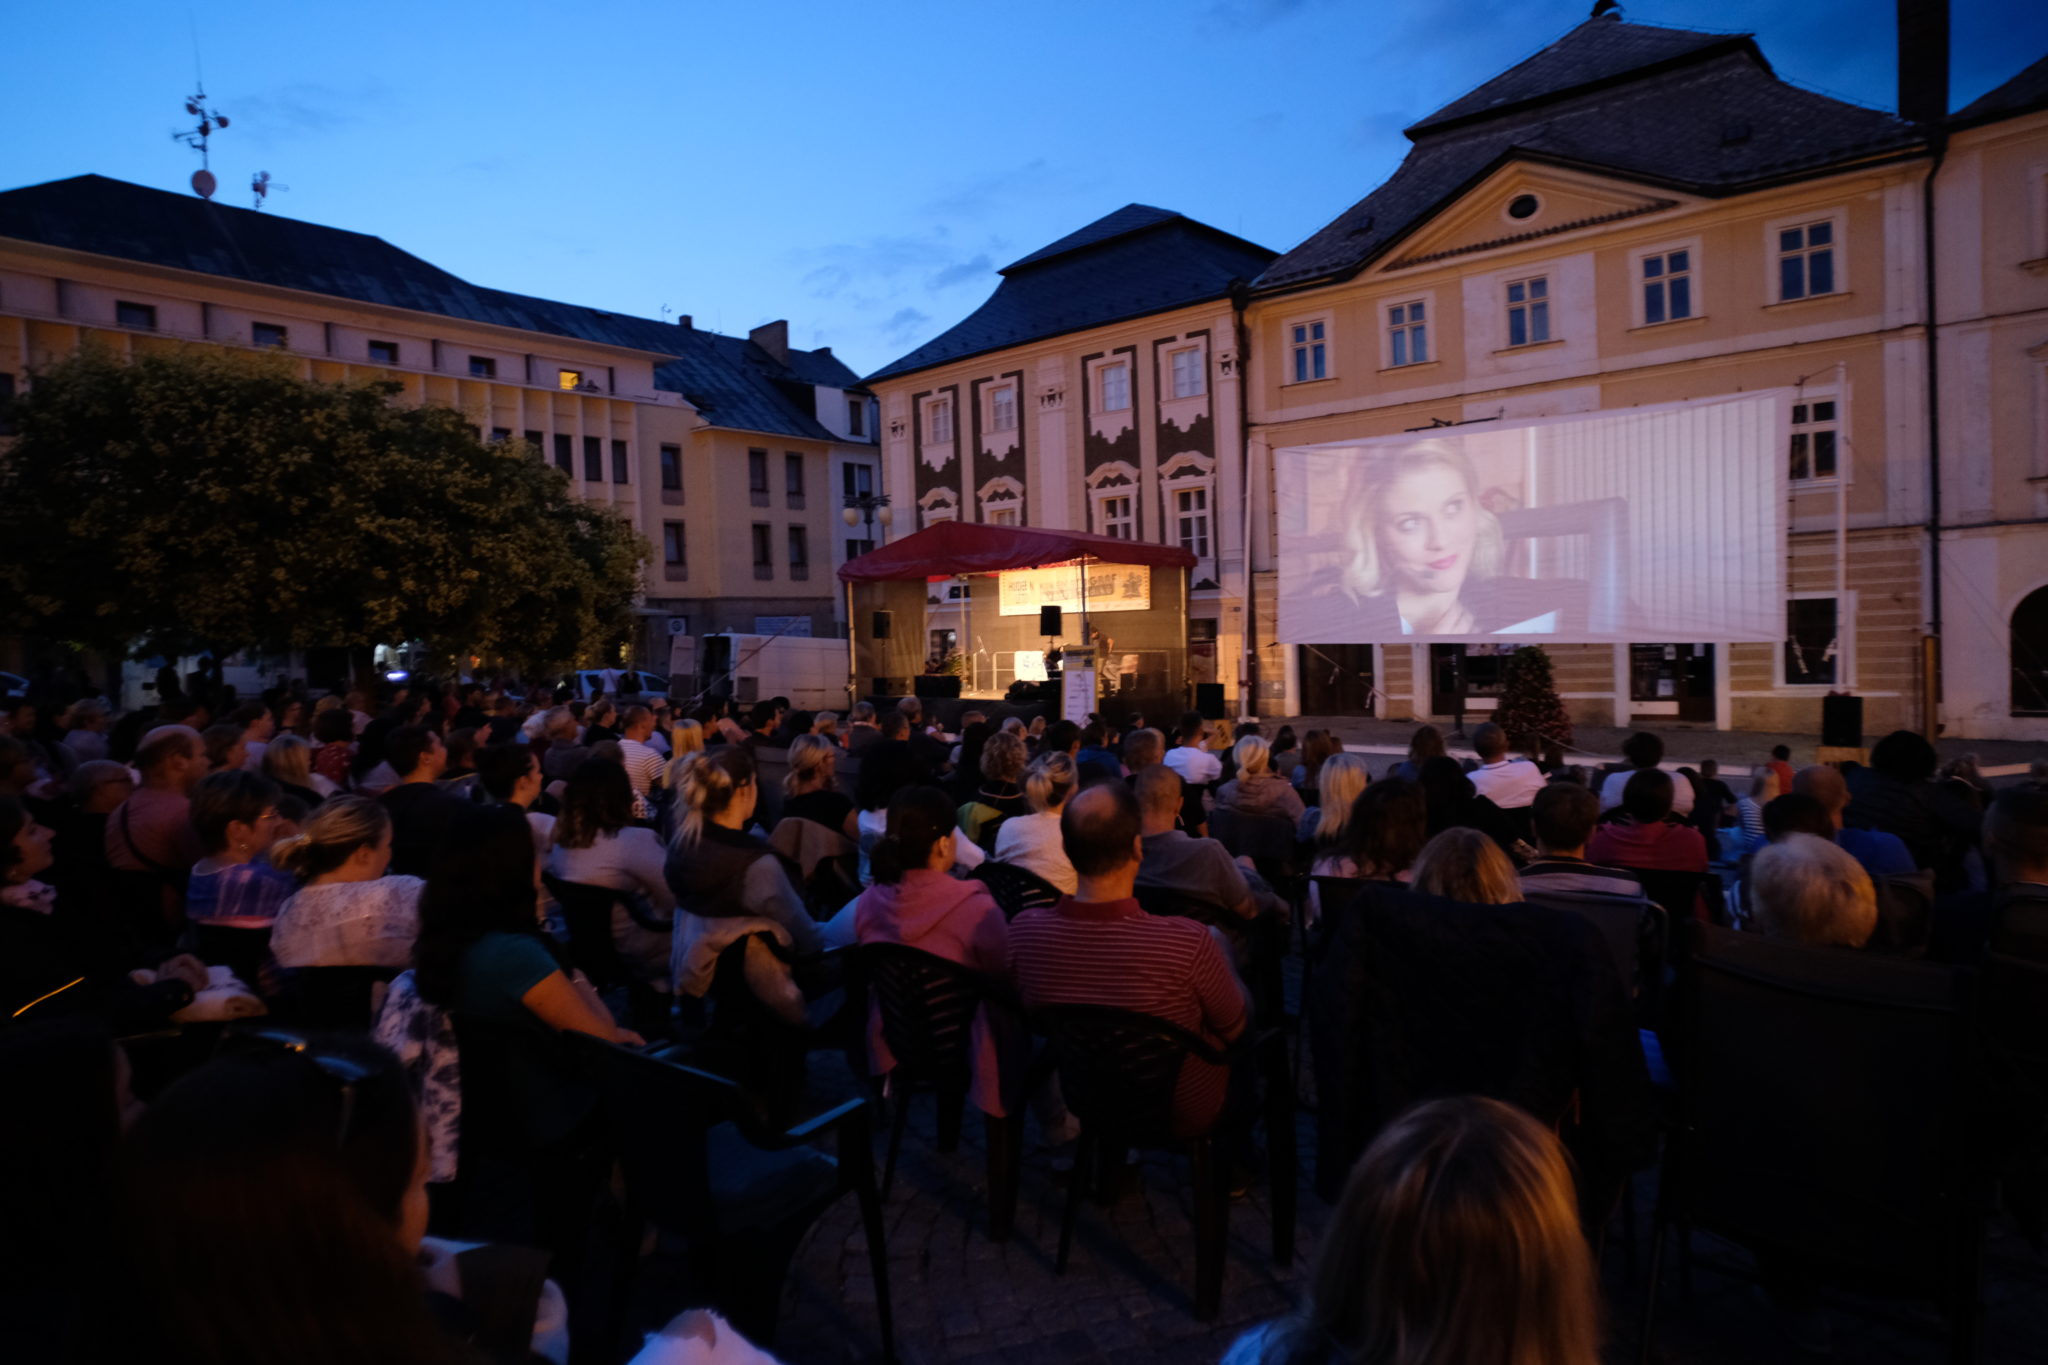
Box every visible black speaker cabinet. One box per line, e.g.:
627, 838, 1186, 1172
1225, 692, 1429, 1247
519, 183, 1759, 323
1195, 682, 1226, 720
1821, 693, 1863, 749
1039, 604, 1063, 637
871, 610, 893, 640
871, 677, 909, 696
914, 674, 962, 699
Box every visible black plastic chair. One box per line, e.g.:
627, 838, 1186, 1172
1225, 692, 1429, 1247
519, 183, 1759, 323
971, 860, 1063, 920
1521, 888, 1668, 1021
1871, 870, 1937, 956
270, 964, 400, 1031
543, 873, 672, 1037
567, 1031, 895, 1362
1033, 1003, 1295, 1321
1640, 922, 1991, 1364
857, 943, 1022, 1241
1133, 883, 1286, 1028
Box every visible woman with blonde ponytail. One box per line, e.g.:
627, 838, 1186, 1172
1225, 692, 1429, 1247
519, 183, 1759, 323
269, 796, 422, 969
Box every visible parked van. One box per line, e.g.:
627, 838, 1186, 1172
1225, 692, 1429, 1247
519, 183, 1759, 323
669, 634, 849, 712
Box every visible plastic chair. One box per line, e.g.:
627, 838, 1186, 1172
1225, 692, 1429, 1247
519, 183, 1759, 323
1521, 888, 1668, 1020
543, 873, 672, 1037
566, 1032, 895, 1361
270, 964, 400, 1031
1871, 870, 1936, 956
971, 860, 1062, 920
856, 943, 1022, 1241
1032, 1003, 1295, 1320
1640, 922, 1991, 1365
1133, 883, 1286, 1028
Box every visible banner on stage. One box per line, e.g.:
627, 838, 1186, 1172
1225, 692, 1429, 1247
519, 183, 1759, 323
998, 563, 1149, 617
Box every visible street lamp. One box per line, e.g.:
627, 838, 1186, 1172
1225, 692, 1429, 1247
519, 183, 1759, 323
841, 492, 892, 551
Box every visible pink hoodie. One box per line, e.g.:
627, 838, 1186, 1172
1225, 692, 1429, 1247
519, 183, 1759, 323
854, 869, 1015, 1115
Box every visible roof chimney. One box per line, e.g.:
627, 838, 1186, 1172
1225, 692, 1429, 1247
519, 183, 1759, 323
748, 319, 789, 363
677, 314, 692, 329
1897, 0, 1950, 128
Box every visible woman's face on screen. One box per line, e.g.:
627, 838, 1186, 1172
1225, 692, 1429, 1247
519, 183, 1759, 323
1375, 461, 1477, 593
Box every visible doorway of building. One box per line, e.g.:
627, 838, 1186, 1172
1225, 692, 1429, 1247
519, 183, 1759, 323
2013, 586, 2048, 716
1428, 644, 1517, 718
1629, 643, 1716, 722
1299, 644, 1376, 715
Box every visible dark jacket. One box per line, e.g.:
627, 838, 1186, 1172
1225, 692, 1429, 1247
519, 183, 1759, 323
1843, 767, 1982, 892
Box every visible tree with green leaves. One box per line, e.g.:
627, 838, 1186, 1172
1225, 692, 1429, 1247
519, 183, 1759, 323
1492, 644, 1574, 751
0, 343, 645, 675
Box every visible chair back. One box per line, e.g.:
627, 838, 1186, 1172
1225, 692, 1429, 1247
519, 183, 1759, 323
543, 874, 632, 991
1208, 808, 1296, 866
272, 964, 399, 1031
1521, 889, 1664, 1001
1311, 874, 1369, 922
858, 944, 987, 1090
1665, 922, 1986, 1284
1870, 871, 1936, 955
971, 860, 1062, 920
1982, 950, 2048, 1102
1032, 1003, 1221, 1148
564, 1030, 722, 1240
1627, 867, 1705, 924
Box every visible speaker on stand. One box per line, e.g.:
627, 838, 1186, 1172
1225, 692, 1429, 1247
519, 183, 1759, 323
1039, 605, 1063, 638
871, 610, 893, 640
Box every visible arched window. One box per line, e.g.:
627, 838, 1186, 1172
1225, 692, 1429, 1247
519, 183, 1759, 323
2013, 585, 2048, 716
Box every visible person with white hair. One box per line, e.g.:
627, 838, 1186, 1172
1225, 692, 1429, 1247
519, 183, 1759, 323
1749, 832, 1877, 948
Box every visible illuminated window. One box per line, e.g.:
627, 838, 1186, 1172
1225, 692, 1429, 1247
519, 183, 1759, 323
558, 369, 584, 390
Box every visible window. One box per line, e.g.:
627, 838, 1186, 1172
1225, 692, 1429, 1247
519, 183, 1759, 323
1784, 597, 1841, 686
1174, 486, 1212, 558
990, 384, 1018, 432
583, 436, 603, 482
659, 443, 682, 491
469, 355, 496, 378
1098, 494, 1135, 539
1789, 397, 1840, 482
1387, 301, 1428, 367
785, 452, 805, 508
1169, 348, 1205, 399
1778, 221, 1836, 301
558, 369, 583, 390
927, 397, 954, 444
986, 505, 1019, 526
1099, 362, 1131, 412
788, 526, 810, 580
252, 322, 288, 349
1506, 194, 1541, 221
115, 300, 156, 330
748, 448, 770, 506
367, 339, 400, 364
751, 523, 774, 579
844, 463, 874, 499
1641, 250, 1693, 324
1288, 319, 1327, 383
1505, 276, 1550, 346
490, 427, 512, 444
611, 439, 629, 484
553, 433, 573, 474
847, 397, 865, 436
846, 537, 874, 561
523, 429, 542, 456
662, 522, 687, 580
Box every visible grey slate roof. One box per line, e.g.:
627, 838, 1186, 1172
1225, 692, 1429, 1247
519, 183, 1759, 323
1955, 54, 2048, 126
0, 173, 859, 443
1255, 18, 1921, 294
863, 206, 1275, 384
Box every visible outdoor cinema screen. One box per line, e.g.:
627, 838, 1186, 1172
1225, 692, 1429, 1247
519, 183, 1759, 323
1276, 390, 1790, 646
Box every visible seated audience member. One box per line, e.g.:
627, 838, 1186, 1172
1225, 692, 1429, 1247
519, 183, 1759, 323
1519, 783, 1644, 899
1947, 786, 2048, 963
1792, 764, 1914, 879
1074, 723, 1123, 786
897, 697, 954, 774
1314, 778, 1428, 888
1844, 730, 1982, 891
1411, 828, 1522, 905
1734, 769, 1778, 853
476, 742, 559, 852
1598, 731, 1694, 818
1692, 757, 1738, 831
809, 711, 841, 748
57, 698, 111, 765
949, 715, 990, 778
1267, 726, 1299, 785
780, 734, 855, 839
738, 701, 780, 754
1300, 751, 1370, 848
378, 725, 467, 878
1215, 735, 1307, 825
1134, 765, 1276, 922
438, 726, 478, 788
230, 701, 276, 773
1761, 792, 1836, 843
550, 759, 674, 985
1589, 769, 1708, 876
202, 722, 250, 777
311, 707, 357, 789
1221, 1097, 1599, 1365
45, 760, 132, 895
96, 1036, 530, 1365
1009, 782, 1249, 1137
1040, 719, 1082, 762
1749, 833, 1878, 949
106, 724, 205, 883
1121, 727, 1165, 777
184, 770, 295, 930
855, 785, 1014, 1115
854, 737, 963, 885
957, 730, 1030, 850
993, 752, 1081, 894
582, 699, 622, 746
1465, 722, 1546, 814
262, 733, 332, 806
843, 700, 882, 755
666, 746, 821, 963
1386, 725, 1444, 784
661, 718, 707, 798
1163, 714, 1222, 787
1416, 755, 1515, 852
449, 683, 489, 733
614, 706, 667, 819
538, 708, 590, 783
484, 694, 525, 745
270, 796, 422, 969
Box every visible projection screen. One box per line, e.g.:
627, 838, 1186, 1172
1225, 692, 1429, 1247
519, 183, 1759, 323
1276, 390, 1790, 646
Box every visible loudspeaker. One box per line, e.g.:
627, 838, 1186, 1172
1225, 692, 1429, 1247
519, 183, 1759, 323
1821, 693, 1863, 748
914, 674, 962, 699
1195, 683, 1226, 720
872, 677, 909, 696
1039, 605, 1063, 637
871, 610, 892, 640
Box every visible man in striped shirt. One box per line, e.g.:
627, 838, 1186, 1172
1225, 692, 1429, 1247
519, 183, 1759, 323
617, 706, 667, 821
1009, 781, 1248, 1137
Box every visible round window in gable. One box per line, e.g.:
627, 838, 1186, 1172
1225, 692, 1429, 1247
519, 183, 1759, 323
1506, 194, 1541, 221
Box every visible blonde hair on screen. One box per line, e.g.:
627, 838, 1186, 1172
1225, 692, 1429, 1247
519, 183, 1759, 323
1342, 441, 1506, 601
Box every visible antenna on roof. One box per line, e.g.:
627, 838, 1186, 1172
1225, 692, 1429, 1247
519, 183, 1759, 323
173, 84, 229, 199
251, 170, 290, 211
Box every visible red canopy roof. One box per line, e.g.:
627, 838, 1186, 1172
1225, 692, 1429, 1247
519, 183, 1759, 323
837, 520, 1197, 583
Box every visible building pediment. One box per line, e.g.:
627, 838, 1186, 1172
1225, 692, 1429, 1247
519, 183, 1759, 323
1375, 162, 1688, 273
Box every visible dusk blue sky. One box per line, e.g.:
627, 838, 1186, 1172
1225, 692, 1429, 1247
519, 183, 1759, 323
12, 1, 2045, 377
